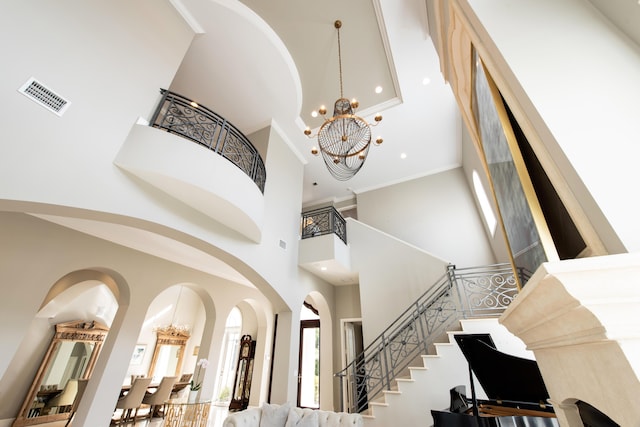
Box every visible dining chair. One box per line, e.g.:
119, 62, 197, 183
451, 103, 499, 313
130, 374, 145, 385
43, 379, 78, 414
114, 376, 152, 424
64, 378, 88, 427
171, 373, 193, 398
141, 375, 177, 419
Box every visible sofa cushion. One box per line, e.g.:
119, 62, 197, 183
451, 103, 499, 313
259, 402, 291, 427
285, 407, 318, 427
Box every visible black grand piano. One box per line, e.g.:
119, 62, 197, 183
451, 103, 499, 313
431, 334, 558, 427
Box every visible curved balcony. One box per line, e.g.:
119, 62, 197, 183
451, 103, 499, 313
114, 90, 266, 242
150, 89, 266, 193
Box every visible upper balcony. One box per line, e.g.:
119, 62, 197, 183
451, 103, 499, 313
298, 206, 357, 285
114, 90, 266, 242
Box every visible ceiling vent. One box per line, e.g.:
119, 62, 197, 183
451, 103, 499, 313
18, 77, 70, 116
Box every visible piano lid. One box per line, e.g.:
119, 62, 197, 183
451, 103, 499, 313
454, 334, 551, 405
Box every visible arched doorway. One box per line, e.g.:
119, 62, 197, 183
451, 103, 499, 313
8, 277, 118, 427
134, 285, 205, 387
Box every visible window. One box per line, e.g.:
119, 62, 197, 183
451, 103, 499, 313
472, 170, 497, 236
214, 307, 242, 403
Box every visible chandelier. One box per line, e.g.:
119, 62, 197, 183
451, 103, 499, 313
304, 20, 383, 181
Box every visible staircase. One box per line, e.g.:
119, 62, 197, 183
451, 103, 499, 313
361, 317, 534, 427
335, 264, 533, 426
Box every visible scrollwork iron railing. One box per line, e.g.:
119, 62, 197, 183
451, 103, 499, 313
301, 206, 347, 244
150, 89, 266, 193
336, 263, 528, 413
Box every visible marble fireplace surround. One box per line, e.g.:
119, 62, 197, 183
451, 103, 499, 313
500, 253, 640, 427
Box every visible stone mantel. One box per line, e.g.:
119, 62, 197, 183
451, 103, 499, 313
500, 253, 640, 427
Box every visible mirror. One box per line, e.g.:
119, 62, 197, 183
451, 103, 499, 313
13, 320, 109, 427
148, 325, 190, 383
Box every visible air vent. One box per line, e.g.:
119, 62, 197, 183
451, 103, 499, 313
18, 77, 70, 116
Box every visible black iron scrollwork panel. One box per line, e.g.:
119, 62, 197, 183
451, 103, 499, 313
150, 89, 266, 193
301, 206, 347, 243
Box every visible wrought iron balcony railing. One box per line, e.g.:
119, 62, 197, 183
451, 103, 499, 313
150, 89, 266, 193
335, 263, 529, 413
301, 206, 347, 244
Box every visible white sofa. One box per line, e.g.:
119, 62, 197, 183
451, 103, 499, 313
223, 403, 363, 427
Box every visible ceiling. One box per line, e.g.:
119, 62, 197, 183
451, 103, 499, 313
169, 0, 462, 208
168, 0, 640, 209
35, 0, 640, 288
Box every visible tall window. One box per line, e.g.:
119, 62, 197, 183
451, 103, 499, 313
472, 170, 497, 236
214, 307, 242, 404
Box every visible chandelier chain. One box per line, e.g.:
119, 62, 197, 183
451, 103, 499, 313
337, 22, 344, 99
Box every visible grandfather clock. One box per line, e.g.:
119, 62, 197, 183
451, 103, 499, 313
229, 334, 256, 411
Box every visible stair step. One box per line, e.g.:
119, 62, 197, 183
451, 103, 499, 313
369, 401, 389, 407
383, 389, 402, 395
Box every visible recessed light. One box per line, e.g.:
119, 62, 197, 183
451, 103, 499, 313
311, 110, 318, 118
400, 152, 407, 159
422, 77, 431, 86
320, 266, 328, 271
375, 86, 383, 94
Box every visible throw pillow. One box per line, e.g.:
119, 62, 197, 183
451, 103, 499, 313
284, 408, 319, 427
260, 402, 291, 427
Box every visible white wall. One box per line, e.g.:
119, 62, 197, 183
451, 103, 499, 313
357, 168, 496, 268
465, 0, 640, 253
348, 220, 450, 345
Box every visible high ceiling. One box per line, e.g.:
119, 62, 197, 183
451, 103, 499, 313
170, 0, 462, 208
168, 0, 640, 208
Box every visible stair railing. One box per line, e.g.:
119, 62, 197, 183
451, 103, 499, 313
335, 263, 529, 413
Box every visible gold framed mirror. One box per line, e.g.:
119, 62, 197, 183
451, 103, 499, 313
148, 325, 190, 382
13, 320, 109, 426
